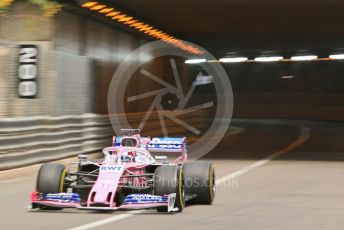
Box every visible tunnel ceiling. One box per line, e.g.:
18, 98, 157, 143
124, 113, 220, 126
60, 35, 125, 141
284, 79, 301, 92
110, 0, 344, 58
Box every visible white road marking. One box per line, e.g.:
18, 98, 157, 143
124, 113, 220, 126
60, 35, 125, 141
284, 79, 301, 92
68, 125, 310, 230
216, 126, 311, 185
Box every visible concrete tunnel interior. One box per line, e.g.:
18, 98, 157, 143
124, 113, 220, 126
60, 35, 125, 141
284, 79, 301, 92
2, 1, 344, 229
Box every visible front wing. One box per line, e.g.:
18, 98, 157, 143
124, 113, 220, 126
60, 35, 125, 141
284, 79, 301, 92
29, 192, 177, 212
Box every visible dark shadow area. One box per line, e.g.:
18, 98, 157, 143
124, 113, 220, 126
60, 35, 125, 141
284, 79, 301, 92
202, 119, 344, 162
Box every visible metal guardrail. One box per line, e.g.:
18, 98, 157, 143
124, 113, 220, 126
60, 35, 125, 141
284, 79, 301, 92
0, 114, 112, 170
0, 112, 208, 170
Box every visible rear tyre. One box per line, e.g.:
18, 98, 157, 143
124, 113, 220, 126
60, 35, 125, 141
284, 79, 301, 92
183, 161, 215, 204
154, 165, 185, 212
36, 163, 67, 210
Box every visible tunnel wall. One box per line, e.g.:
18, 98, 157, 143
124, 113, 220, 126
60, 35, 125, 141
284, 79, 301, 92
3, 2, 344, 122
0, 2, 56, 117
0, 2, 195, 124
232, 93, 344, 121
0, 2, 157, 117
223, 62, 344, 122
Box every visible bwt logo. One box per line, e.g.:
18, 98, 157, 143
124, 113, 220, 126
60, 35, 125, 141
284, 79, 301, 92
100, 165, 123, 171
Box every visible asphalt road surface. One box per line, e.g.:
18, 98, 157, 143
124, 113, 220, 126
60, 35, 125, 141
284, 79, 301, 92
1, 119, 344, 230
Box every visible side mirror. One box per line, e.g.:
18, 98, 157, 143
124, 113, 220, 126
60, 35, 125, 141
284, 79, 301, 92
78, 154, 88, 165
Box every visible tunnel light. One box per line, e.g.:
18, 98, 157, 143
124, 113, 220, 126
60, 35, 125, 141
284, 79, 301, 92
329, 54, 344, 60
291, 55, 317, 61
91, 4, 106, 11
185, 59, 207, 64
254, 56, 283, 62
219, 57, 248, 63
281, 76, 294, 79
82, 1, 98, 8
99, 8, 113, 13
81, 1, 203, 55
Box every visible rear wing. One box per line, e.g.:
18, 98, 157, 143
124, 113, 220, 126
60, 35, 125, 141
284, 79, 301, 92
143, 137, 187, 154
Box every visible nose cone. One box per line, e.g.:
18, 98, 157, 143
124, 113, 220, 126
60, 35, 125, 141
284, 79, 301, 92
87, 165, 124, 207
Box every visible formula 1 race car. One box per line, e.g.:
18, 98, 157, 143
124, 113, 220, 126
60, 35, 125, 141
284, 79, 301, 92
29, 129, 215, 212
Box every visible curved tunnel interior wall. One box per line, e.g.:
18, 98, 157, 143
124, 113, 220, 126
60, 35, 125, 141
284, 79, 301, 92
225, 61, 344, 121
1, 1, 344, 122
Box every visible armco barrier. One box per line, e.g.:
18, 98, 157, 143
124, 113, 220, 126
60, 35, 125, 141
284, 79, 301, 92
0, 111, 208, 170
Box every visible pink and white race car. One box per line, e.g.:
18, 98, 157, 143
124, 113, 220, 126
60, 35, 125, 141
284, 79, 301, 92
29, 129, 215, 212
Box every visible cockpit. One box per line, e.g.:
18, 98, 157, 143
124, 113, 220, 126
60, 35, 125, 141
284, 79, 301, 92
121, 137, 138, 147
102, 147, 155, 165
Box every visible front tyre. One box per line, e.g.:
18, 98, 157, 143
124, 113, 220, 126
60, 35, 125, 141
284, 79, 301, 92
36, 163, 67, 210
154, 165, 185, 212
183, 161, 215, 204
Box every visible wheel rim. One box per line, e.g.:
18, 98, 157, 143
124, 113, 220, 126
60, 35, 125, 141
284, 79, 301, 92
59, 169, 67, 192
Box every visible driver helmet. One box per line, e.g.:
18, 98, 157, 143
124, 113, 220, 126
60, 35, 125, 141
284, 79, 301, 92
121, 152, 134, 162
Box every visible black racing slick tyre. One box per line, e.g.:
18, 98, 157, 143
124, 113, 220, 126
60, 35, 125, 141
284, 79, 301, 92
154, 165, 185, 212
183, 161, 215, 204
36, 163, 67, 210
